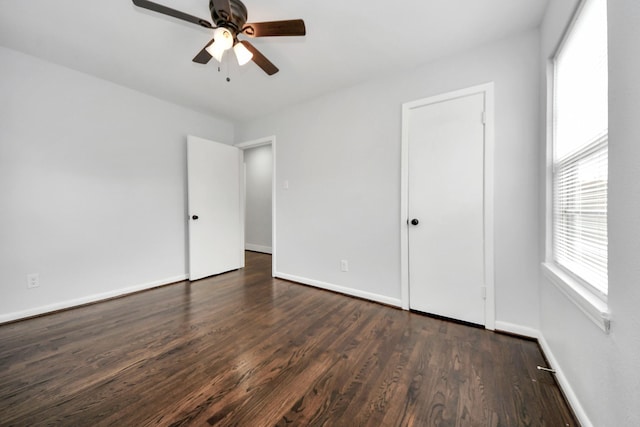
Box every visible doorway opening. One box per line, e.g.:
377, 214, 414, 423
235, 136, 276, 277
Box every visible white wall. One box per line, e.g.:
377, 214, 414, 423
539, 1, 640, 425
0, 47, 234, 322
236, 30, 541, 326
244, 144, 272, 253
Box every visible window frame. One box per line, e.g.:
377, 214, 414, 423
552, 134, 608, 299
543, 0, 610, 333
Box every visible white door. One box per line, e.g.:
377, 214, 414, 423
407, 92, 486, 325
187, 135, 244, 281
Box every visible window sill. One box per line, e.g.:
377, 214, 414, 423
541, 262, 611, 333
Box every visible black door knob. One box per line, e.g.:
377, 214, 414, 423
411, 218, 419, 226
192, 215, 199, 220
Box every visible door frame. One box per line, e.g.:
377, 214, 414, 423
400, 83, 495, 330
235, 135, 277, 277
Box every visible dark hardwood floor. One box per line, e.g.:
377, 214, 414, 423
0, 252, 577, 426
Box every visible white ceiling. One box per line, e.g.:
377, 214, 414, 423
0, 0, 549, 122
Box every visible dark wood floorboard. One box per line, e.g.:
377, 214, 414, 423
0, 252, 577, 426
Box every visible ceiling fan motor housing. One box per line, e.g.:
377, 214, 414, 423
210, 0, 248, 33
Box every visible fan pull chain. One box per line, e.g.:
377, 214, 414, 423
215, 68, 230, 82
216, 55, 231, 82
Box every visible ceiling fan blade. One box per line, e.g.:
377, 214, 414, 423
132, 0, 212, 28
210, 0, 232, 20
193, 39, 215, 64
239, 41, 279, 75
242, 19, 306, 37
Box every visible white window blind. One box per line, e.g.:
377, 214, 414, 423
552, 0, 608, 296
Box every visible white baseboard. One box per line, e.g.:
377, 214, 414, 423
537, 334, 593, 427
0, 274, 188, 324
245, 244, 272, 254
494, 320, 540, 339
495, 320, 592, 427
275, 272, 402, 308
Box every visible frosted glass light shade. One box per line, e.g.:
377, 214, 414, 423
206, 27, 234, 63
234, 42, 253, 66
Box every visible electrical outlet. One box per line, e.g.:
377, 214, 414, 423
27, 273, 40, 289
340, 260, 349, 272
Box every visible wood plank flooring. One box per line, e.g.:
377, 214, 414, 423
0, 252, 577, 426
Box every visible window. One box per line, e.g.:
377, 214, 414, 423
552, 0, 608, 298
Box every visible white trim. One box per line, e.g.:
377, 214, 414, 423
238, 149, 246, 269
246, 244, 272, 254
400, 82, 496, 330
234, 136, 273, 149
494, 322, 593, 427
235, 135, 277, 276
275, 272, 402, 308
551, 0, 591, 59
545, 60, 555, 263
483, 85, 496, 331
542, 263, 611, 332
0, 274, 188, 324
538, 333, 594, 427
494, 321, 539, 339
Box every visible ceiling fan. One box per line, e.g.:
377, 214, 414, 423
132, 0, 306, 75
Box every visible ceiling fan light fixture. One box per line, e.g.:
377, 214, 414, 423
206, 27, 234, 62
206, 43, 226, 62
234, 42, 253, 66
132, 0, 306, 75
